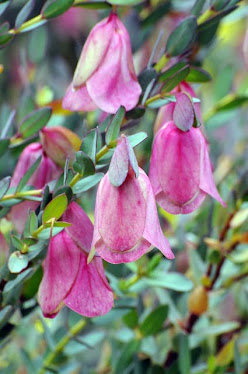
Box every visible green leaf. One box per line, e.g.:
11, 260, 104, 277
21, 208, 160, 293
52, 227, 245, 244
29, 211, 38, 235
194, 322, 240, 337
28, 27, 48, 64
0, 138, 10, 157
138, 68, 158, 91
161, 65, 190, 93
234, 341, 242, 374
141, 2, 171, 27
0, 306, 13, 330
159, 61, 188, 83
42, 0, 74, 18
0, 176, 11, 200
42, 194, 68, 223
16, 156, 42, 192
15, 0, 35, 29
186, 66, 212, 83
123, 309, 139, 329
72, 173, 104, 194
106, 106, 125, 146
147, 98, 172, 109
178, 334, 191, 374
0, 1, 12, 17
212, 0, 232, 11
8, 251, 29, 274
140, 305, 168, 336
114, 340, 140, 374
73, 151, 95, 177
53, 185, 73, 202
37, 226, 64, 239
198, 6, 238, 33
191, 0, 206, 16
166, 16, 197, 57
81, 129, 98, 162
19, 107, 52, 138
74, 1, 111, 9
3, 268, 33, 294
11, 236, 24, 251
128, 132, 148, 148
0, 22, 13, 47
147, 272, 194, 292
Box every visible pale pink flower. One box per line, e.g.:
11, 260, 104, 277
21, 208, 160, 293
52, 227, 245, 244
92, 136, 174, 264
63, 13, 141, 114
149, 120, 226, 214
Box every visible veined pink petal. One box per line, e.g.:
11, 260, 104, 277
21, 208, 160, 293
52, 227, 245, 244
95, 238, 152, 264
64, 253, 113, 317
62, 83, 97, 112
155, 121, 202, 207
97, 173, 146, 251
154, 102, 175, 134
139, 169, 174, 259
86, 19, 141, 113
62, 202, 93, 253
199, 137, 226, 207
72, 15, 114, 87
38, 230, 80, 318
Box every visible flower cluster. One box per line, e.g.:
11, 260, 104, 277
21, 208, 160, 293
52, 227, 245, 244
3, 12, 226, 321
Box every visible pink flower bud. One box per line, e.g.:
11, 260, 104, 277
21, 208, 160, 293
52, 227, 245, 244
63, 13, 141, 114
9, 143, 62, 233
40, 126, 81, 167
154, 82, 202, 133
38, 202, 113, 318
92, 138, 174, 264
149, 120, 226, 214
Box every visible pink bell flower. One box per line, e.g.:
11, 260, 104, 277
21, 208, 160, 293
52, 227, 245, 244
62, 13, 141, 114
38, 202, 113, 318
91, 136, 174, 264
149, 120, 226, 214
9, 143, 61, 233
154, 81, 202, 133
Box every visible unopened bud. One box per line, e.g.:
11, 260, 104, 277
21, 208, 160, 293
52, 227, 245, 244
188, 286, 208, 315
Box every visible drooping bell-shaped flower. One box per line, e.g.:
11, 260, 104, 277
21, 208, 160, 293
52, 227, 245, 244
40, 126, 81, 167
9, 143, 62, 233
154, 81, 202, 133
92, 136, 174, 264
38, 202, 113, 318
62, 13, 141, 114
149, 120, 226, 214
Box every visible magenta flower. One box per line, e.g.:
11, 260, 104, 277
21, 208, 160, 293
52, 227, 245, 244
62, 13, 141, 114
154, 82, 202, 133
92, 136, 174, 264
38, 202, 113, 318
149, 120, 226, 214
9, 143, 61, 233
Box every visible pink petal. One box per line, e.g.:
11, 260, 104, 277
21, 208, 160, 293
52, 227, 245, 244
95, 238, 152, 264
10, 143, 43, 187
155, 189, 206, 214
97, 173, 146, 251
72, 15, 114, 87
86, 19, 141, 113
38, 230, 80, 318
153, 121, 202, 209
64, 253, 113, 317
62, 202, 93, 253
139, 169, 174, 259
199, 137, 226, 207
62, 83, 97, 112
9, 201, 40, 234
154, 102, 175, 133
